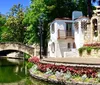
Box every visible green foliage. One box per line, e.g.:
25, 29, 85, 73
86, 47, 92, 55
78, 47, 85, 56
0, 14, 6, 26
78, 46, 100, 56
24, 53, 31, 59
24, 77, 33, 85
76, 0, 87, 16
0, 14, 7, 42
93, 47, 99, 52
0, 0, 95, 56
3, 4, 25, 43
78, 47, 92, 55
24, 0, 84, 56
26, 62, 33, 69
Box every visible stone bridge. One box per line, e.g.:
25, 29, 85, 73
0, 42, 34, 57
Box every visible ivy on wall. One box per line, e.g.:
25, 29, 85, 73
78, 46, 100, 56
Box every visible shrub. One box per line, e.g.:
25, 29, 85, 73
78, 47, 85, 56
28, 56, 40, 64
26, 62, 33, 69
86, 47, 92, 55
36, 63, 97, 78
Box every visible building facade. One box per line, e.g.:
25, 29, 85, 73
48, 6, 100, 58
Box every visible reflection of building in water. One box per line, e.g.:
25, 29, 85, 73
48, 6, 100, 58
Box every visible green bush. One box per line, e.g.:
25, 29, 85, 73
86, 47, 92, 55
24, 53, 31, 59
78, 47, 85, 56
26, 62, 33, 69
79, 46, 100, 56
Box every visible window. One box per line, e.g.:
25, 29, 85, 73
92, 19, 98, 37
74, 22, 79, 29
51, 23, 55, 33
81, 21, 87, 30
51, 42, 55, 53
66, 23, 72, 32
73, 42, 76, 48
68, 43, 71, 49
97, 12, 100, 14
66, 23, 72, 36
97, 8, 100, 10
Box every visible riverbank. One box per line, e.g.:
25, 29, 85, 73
0, 79, 25, 85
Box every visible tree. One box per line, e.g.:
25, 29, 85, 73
24, 0, 97, 57
24, 0, 78, 57
3, 4, 25, 42
0, 14, 7, 42
74, 0, 95, 18
86, 0, 98, 18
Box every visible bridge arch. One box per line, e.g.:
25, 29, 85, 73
0, 42, 34, 57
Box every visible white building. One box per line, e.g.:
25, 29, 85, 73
48, 11, 88, 58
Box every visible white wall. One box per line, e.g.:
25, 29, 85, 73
56, 39, 74, 57
50, 21, 58, 41
74, 18, 88, 49
48, 19, 75, 57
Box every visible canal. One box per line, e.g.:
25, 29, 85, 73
0, 57, 57, 85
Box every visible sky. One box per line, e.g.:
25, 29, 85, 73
0, 0, 98, 15
0, 0, 30, 14
92, 1, 98, 6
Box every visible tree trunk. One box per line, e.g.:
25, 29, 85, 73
87, 0, 92, 18
42, 29, 48, 57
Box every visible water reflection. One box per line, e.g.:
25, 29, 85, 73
0, 59, 25, 83
0, 58, 58, 85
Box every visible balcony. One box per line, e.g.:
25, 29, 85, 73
58, 29, 74, 39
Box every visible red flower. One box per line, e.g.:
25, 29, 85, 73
28, 56, 40, 64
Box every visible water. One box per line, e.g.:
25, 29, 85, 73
0, 58, 58, 85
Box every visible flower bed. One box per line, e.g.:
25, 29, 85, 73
37, 63, 97, 78
28, 56, 40, 64
29, 65, 100, 85
28, 56, 100, 84
84, 43, 100, 47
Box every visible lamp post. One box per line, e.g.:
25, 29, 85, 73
39, 14, 44, 59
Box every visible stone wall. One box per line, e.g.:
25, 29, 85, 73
80, 49, 100, 57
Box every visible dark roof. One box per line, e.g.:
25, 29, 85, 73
54, 17, 72, 20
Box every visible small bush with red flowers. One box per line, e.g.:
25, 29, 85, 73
37, 63, 97, 78
84, 43, 100, 47
28, 56, 40, 64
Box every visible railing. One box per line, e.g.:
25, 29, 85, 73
58, 29, 74, 39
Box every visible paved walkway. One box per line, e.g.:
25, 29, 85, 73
41, 57, 100, 67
